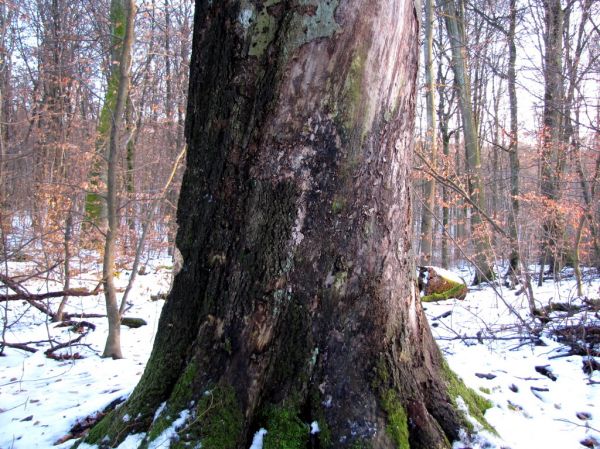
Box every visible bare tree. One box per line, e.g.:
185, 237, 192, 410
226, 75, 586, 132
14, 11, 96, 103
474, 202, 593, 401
439, 0, 495, 283
101, 0, 136, 359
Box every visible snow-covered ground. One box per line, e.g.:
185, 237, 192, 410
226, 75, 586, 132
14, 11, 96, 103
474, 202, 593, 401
0, 258, 172, 449
1, 260, 599, 449
427, 266, 600, 449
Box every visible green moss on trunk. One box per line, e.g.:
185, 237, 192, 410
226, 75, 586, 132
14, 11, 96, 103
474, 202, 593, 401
381, 390, 410, 448
84, 0, 127, 224
193, 386, 244, 449
262, 403, 309, 449
441, 361, 495, 434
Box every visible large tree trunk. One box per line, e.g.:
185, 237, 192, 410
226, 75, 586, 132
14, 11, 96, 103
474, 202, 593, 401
80, 1, 488, 448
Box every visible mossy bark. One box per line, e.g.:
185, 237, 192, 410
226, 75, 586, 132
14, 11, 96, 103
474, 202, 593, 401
84, 0, 129, 224
79, 1, 471, 448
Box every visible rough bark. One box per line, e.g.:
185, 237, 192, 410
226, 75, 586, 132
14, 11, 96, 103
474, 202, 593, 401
79, 1, 488, 448
538, 0, 565, 283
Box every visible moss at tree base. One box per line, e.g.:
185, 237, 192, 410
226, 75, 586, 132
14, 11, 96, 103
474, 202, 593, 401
441, 360, 496, 435
381, 390, 410, 448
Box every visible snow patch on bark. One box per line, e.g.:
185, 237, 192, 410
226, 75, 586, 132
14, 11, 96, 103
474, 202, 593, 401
152, 401, 167, 423
426, 266, 466, 285
248, 428, 267, 449
148, 409, 190, 449
310, 421, 320, 434
115, 434, 147, 449
76, 433, 147, 449
238, 8, 254, 30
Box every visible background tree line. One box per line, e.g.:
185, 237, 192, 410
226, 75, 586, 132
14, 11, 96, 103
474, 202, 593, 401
0, 0, 192, 357
0, 0, 192, 262
414, 0, 600, 291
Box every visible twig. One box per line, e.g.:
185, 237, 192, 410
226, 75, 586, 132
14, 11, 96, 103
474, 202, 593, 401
44, 333, 88, 358
436, 335, 527, 341
0, 286, 101, 302
415, 149, 509, 238
10, 261, 62, 284
118, 145, 186, 316
554, 418, 600, 433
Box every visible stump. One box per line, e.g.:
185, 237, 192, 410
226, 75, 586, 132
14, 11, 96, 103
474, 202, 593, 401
419, 266, 467, 302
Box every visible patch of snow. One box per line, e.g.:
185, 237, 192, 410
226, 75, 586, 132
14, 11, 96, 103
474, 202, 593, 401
148, 409, 190, 449
248, 428, 267, 449
425, 265, 466, 285
153, 402, 167, 423
238, 8, 253, 30
425, 266, 600, 448
310, 421, 320, 434
116, 433, 147, 449
74, 443, 99, 449
2, 258, 600, 449
0, 259, 170, 449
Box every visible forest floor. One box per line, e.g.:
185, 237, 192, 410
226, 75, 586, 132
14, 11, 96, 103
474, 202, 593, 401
0, 259, 599, 449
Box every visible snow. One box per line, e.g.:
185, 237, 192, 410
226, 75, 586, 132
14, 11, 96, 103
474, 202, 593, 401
426, 266, 600, 449
425, 265, 466, 285
0, 257, 171, 449
310, 421, 320, 434
148, 410, 190, 449
248, 428, 267, 449
1, 258, 599, 449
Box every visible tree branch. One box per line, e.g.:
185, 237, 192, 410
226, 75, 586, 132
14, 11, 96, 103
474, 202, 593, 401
414, 149, 509, 239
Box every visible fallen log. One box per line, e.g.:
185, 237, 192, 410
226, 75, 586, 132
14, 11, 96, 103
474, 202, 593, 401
0, 341, 38, 353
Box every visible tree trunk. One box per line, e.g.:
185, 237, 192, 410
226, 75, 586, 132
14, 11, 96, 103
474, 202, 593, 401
80, 1, 488, 447
85, 0, 135, 225
55, 204, 73, 322
538, 0, 564, 282
439, 0, 494, 284
102, 0, 136, 359
419, 0, 437, 264
436, 39, 455, 270
506, 0, 520, 285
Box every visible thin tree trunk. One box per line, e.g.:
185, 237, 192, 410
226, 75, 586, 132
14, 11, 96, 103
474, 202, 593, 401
102, 0, 136, 360
539, 0, 564, 281
85, 0, 135, 225
506, 0, 521, 286
574, 215, 585, 297
54, 204, 73, 322
436, 35, 455, 270
419, 0, 437, 264
440, 0, 494, 284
